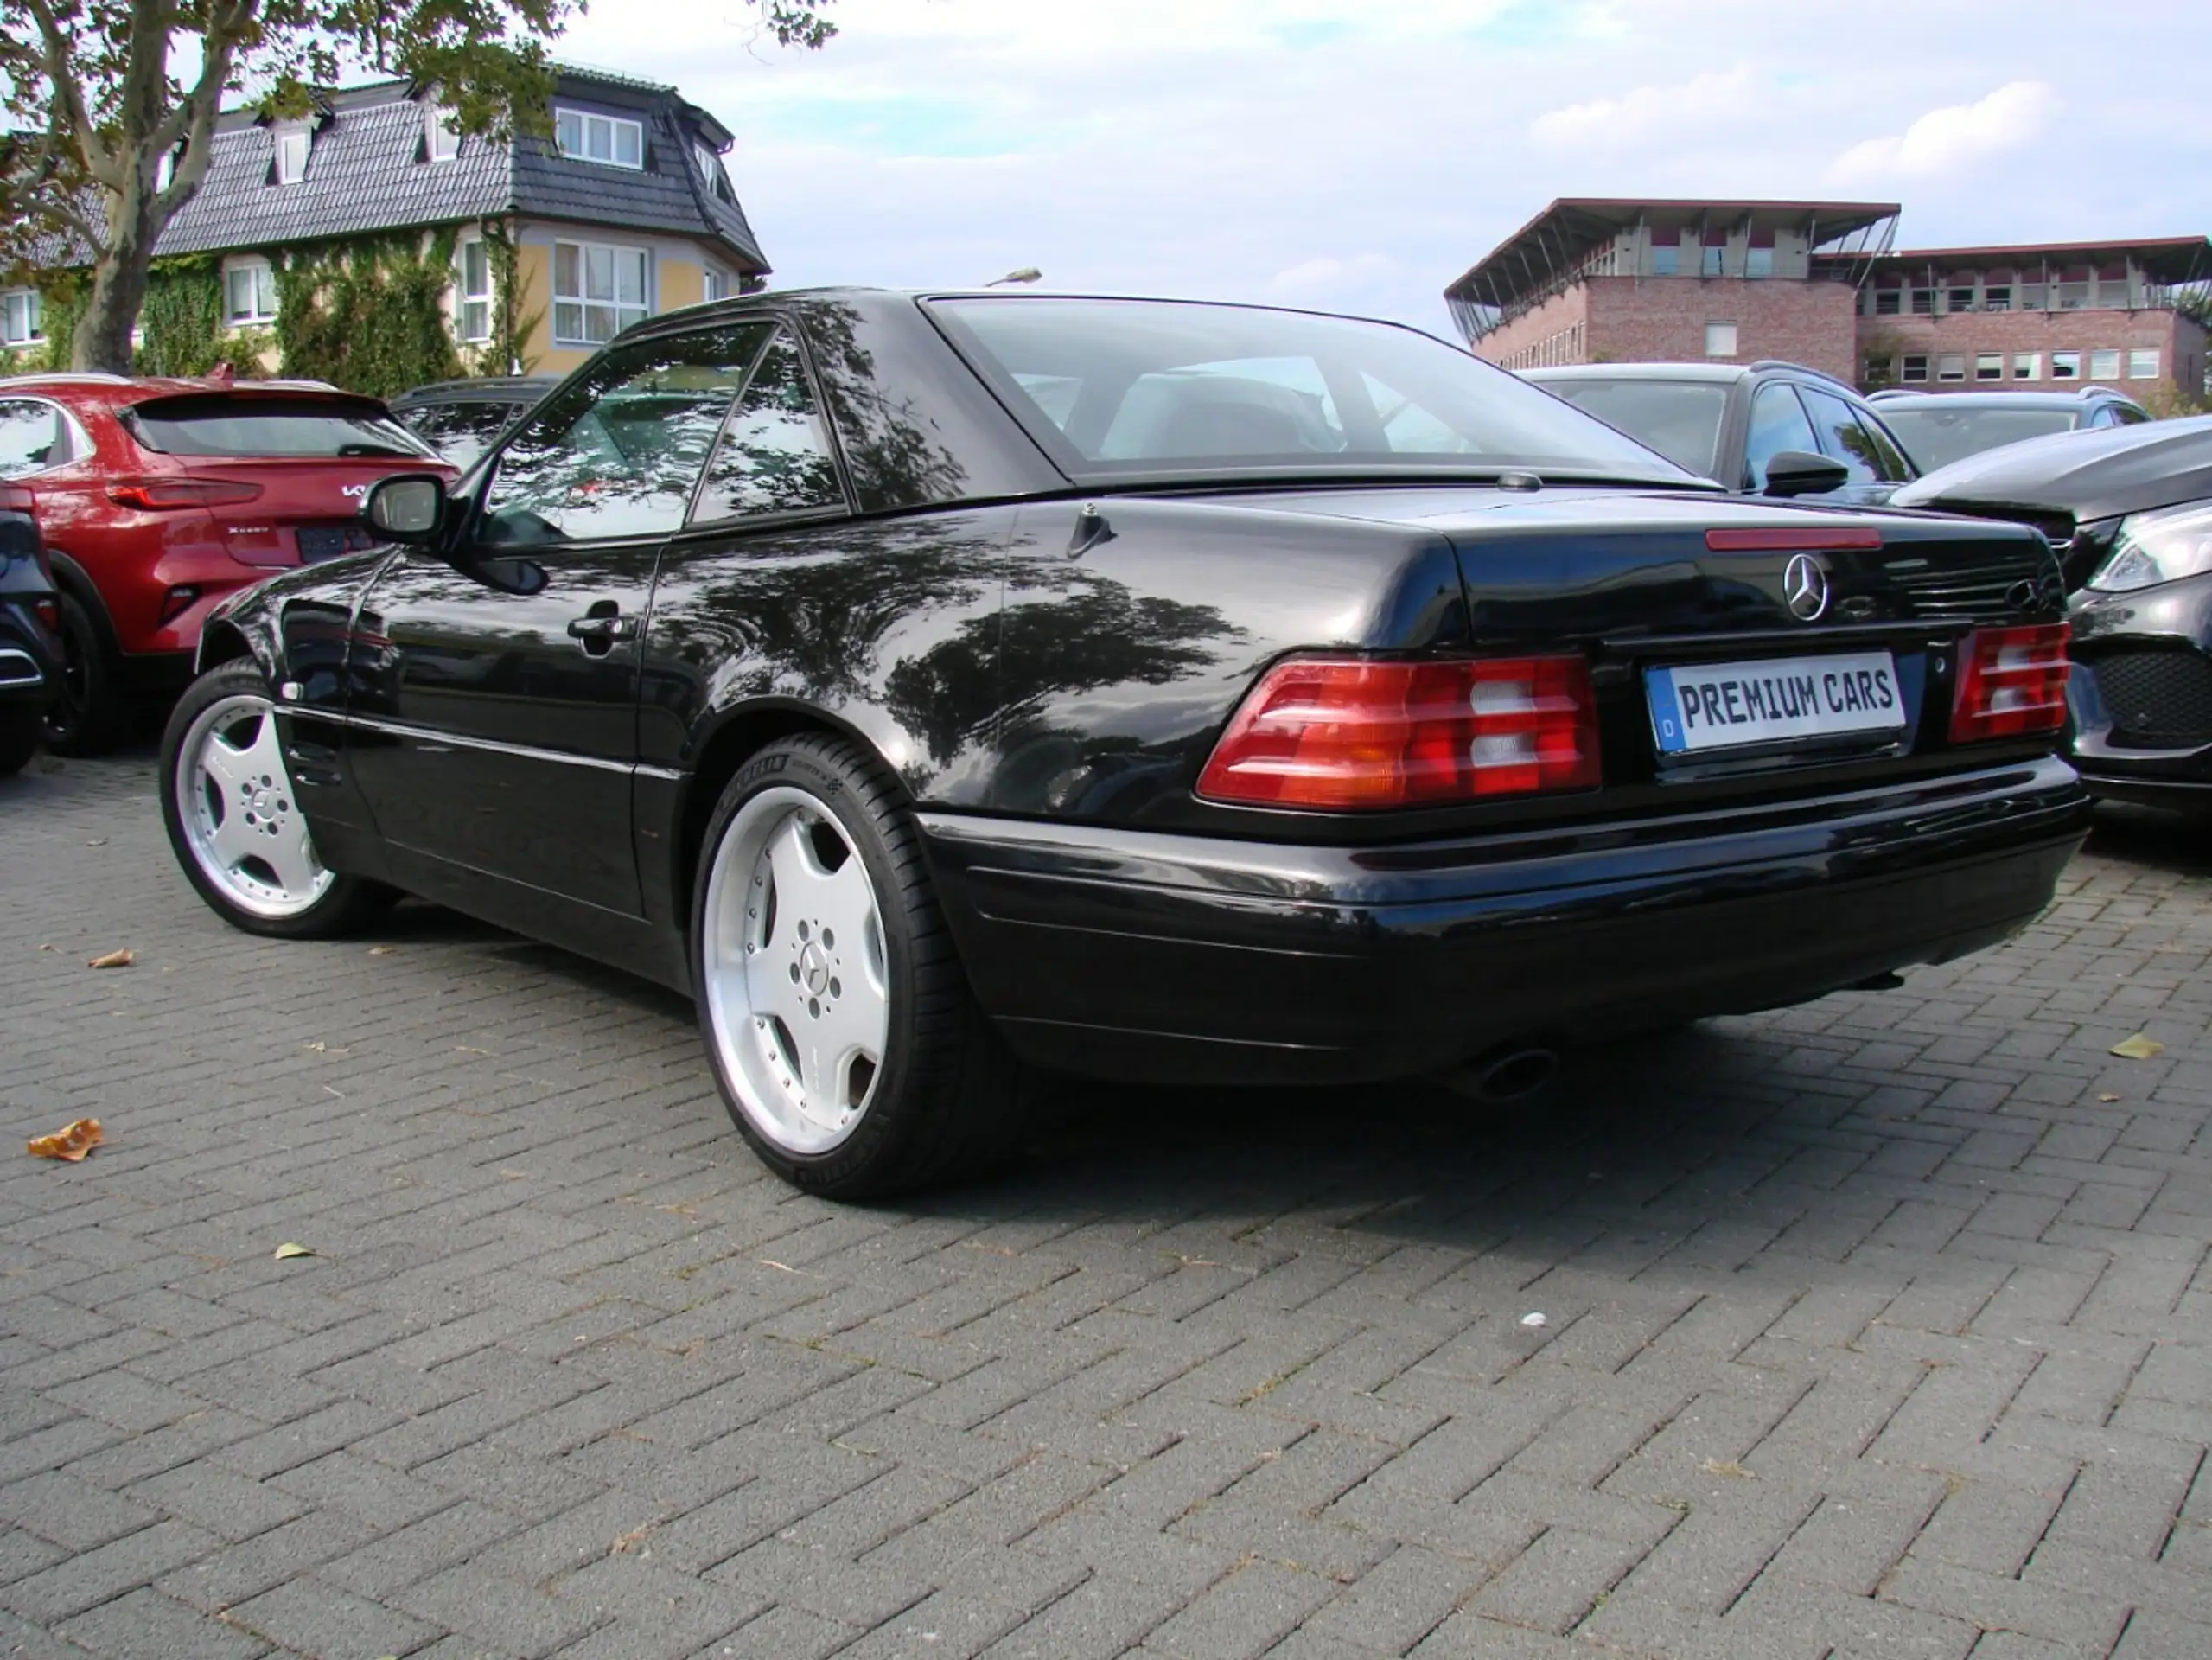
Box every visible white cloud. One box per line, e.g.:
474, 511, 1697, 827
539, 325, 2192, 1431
1267, 254, 1399, 300
1531, 66, 1757, 150
1825, 80, 2059, 186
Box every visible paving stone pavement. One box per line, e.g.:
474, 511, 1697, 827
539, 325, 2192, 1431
3, 750, 2211, 1660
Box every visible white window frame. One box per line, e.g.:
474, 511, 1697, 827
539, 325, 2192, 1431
703, 264, 732, 303
1974, 354, 2004, 381
1936, 355, 1967, 383
2012, 354, 2041, 380
273, 123, 310, 186
2089, 349, 2121, 382
2129, 349, 2161, 380
2051, 351, 2081, 380
1703, 321, 1737, 358
551, 238, 652, 346
223, 257, 277, 326
454, 237, 494, 343
554, 107, 644, 170
427, 104, 462, 164
1, 288, 43, 347
1900, 354, 1929, 384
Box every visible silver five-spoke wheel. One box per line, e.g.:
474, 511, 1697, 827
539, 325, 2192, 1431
174, 693, 333, 920
701, 786, 890, 1156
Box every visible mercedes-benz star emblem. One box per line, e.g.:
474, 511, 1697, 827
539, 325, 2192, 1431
1783, 552, 1830, 622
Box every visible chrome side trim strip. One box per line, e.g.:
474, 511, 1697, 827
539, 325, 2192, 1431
330, 712, 689, 785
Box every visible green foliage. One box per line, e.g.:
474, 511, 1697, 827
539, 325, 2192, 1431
0, 271, 85, 373
274, 232, 466, 399
135, 261, 226, 377
462, 224, 545, 377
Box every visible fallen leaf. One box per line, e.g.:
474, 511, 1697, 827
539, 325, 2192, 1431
367, 945, 395, 956
86, 948, 132, 969
2098, 1092, 2121, 1103
1701, 1459, 1756, 1480
272, 1242, 316, 1261
2110, 1033, 2164, 1060
1520, 1312, 1548, 1329
85, 838, 106, 847
36, 943, 53, 952
27, 1119, 102, 1162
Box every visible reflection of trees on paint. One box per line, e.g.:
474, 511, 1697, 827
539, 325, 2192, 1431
693, 334, 845, 521
796, 301, 971, 510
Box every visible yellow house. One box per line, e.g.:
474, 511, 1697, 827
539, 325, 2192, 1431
3, 65, 770, 379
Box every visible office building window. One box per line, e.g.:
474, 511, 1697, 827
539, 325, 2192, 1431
2129, 349, 2160, 380
1873, 288, 1901, 315
2051, 351, 2081, 380
1862, 354, 1895, 387
1701, 245, 1724, 278
1936, 355, 1967, 382
2012, 354, 2040, 380
1983, 285, 2011, 311
1909, 287, 1935, 315
1947, 285, 1976, 313
554, 108, 644, 169
1650, 245, 1680, 276
1900, 354, 1929, 383
1704, 321, 1737, 357
1975, 354, 2004, 381
2089, 349, 2121, 381
1745, 246, 1774, 278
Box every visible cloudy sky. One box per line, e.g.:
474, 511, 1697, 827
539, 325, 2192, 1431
558, 0, 2212, 335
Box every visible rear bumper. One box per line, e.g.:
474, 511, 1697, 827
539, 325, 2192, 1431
920, 755, 2090, 1085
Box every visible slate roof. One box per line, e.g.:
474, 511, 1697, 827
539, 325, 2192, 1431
133, 67, 766, 271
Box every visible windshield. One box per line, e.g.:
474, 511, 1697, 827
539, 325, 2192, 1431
1530, 378, 1729, 478
1876, 405, 2076, 473
126, 395, 435, 460
396, 401, 531, 472
928, 297, 1700, 486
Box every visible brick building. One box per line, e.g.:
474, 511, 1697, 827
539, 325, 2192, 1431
1446, 199, 2211, 401
1847, 239, 2209, 400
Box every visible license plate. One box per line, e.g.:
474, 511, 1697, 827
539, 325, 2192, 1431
296, 526, 351, 563
1647, 650, 1904, 755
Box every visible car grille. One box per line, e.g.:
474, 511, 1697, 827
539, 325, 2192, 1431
1890, 546, 2062, 622
1936, 501, 2077, 555
2083, 648, 2212, 748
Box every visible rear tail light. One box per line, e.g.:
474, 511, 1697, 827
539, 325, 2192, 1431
1197, 654, 1602, 809
1949, 622, 2070, 744
107, 479, 265, 511
32, 599, 60, 637
158, 586, 202, 625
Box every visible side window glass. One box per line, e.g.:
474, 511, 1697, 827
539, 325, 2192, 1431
1800, 387, 1882, 485
1743, 383, 1819, 491
691, 329, 846, 523
481, 321, 771, 544
1850, 405, 1913, 481
2114, 405, 2149, 425
0, 400, 65, 477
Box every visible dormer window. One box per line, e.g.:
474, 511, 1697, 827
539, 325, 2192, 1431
694, 142, 724, 194
554, 107, 643, 169
274, 123, 310, 185
427, 104, 462, 163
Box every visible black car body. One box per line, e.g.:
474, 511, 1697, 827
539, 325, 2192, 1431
387, 376, 559, 472
1895, 415, 2212, 808
0, 484, 62, 775
1523, 361, 1921, 505
169, 290, 2087, 1195
1866, 387, 2150, 474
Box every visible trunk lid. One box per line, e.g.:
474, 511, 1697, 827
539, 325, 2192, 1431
174, 457, 437, 567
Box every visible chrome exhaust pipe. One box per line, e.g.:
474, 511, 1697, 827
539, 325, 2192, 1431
1437, 1043, 1559, 1102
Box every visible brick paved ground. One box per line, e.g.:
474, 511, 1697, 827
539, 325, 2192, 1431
2, 751, 2209, 1659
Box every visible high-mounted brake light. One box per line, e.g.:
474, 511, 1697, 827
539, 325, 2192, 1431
1197, 654, 1602, 809
1949, 622, 2069, 744
107, 479, 265, 511
1705, 527, 1883, 552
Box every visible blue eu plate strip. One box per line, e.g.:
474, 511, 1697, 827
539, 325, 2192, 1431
1648, 667, 1687, 755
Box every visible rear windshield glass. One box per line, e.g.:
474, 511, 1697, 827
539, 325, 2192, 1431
1875, 406, 2075, 474
1530, 379, 1729, 479
125, 395, 434, 460
928, 297, 1699, 485
396, 401, 530, 471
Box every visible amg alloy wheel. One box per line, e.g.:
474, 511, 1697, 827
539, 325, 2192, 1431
692, 734, 1031, 1197
159, 663, 391, 938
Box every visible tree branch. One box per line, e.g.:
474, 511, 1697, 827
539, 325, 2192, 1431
22, 0, 121, 190
152, 0, 259, 220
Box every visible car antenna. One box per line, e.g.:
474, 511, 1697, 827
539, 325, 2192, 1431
986, 268, 1042, 286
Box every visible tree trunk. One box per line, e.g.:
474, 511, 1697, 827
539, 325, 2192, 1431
71, 185, 163, 374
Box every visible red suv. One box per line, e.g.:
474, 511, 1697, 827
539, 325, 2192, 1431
0, 374, 456, 751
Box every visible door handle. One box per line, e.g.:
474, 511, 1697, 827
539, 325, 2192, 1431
566, 613, 638, 643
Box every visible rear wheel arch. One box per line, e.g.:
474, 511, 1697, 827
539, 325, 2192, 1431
39, 550, 119, 654
674, 705, 914, 929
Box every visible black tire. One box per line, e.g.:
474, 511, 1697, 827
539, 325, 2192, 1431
692, 733, 1033, 1199
0, 708, 38, 777
40, 590, 118, 757
159, 662, 393, 939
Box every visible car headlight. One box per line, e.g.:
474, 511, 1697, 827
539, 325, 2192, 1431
2088, 501, 2212, 592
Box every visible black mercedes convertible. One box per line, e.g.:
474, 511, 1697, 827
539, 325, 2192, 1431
160, 290, 2088, 1197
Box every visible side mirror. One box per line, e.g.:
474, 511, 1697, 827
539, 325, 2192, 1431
362, 474, 447, 543
1762, 450, 1851, 499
